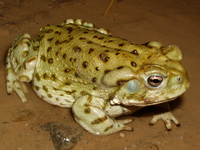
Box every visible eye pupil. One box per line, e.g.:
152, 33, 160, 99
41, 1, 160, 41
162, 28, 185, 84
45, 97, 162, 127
151, 79, 160, 83
148, 75, 163, 87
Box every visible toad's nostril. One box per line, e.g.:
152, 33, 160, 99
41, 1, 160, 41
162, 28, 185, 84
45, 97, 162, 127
176, 76, 182, 82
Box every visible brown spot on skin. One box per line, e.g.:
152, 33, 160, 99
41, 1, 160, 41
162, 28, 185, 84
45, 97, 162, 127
84, 108, 91, 113
26, 57, 36, 64
104, 50, 109, 52
65, 99, 71, 103
42, 85, 48, 92
126, 95, 134, 100
73, 46, 82, 52
148, 55, 152, 59
63, 54, 66, 59
87, 41, 93, 44
67, 27, 73, 34
130, 61, 137, 67
115, 52, 120, 55
75, 72, 80, 77
39, 35, 45, 41
98, 37, 104, 40
47, 94, 52, 98
117, 80, 127, 85
47, 47, 52, 52
55, 31, 61, 35
80, 91, 89, 95
93, 87, 97, 90
35, 73, 40, 81
55, 41, 60, 45
165, 59, 171, 63
25, 41, 31, 47
84, 103, 90, 107
82, 61, 88, 68
34, 85, 40, 91
18, 75, 30, 81
65, 90, 76, 94
142, 42, 153, 48
51, 74, 57, 81
83, 31, 88, 34
64, 82, 71, 85
53, 87, 58, 90
92, 77, 97, 82
46, 29, 53, 33
17, 66, 22, 72
104, 70, 110, 74
55, 40, 68, 45
41, 55, 46, 61
55, 51, 59, 56
42, 73, 48, 79
131, 49, 139, 55
119, 43, 124, 47
47, 38, 54, 42
88, 48, 94, 54
108, 40, 113, 42
86, 95, 92, 103
79, 37, 86, 40
15, 59, 19, 65
93, 35, 97, 38
13, 44, 18, 50
99, 53, 110, 62
104, 125, 113, 132
33, 45, 39, 51
95, 67, 100, 71
48, 58, 53, 64
117, 66, 124, 69
91, 116, 108, 124
67, 36, 74, 42
64, 68, 70, 73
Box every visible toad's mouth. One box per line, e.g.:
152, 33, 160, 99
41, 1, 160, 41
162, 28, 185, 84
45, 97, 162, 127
130, 97, 177, 107
110, 97, 177, 107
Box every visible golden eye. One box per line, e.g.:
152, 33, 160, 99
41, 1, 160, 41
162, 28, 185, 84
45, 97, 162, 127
147, 75, 163, 87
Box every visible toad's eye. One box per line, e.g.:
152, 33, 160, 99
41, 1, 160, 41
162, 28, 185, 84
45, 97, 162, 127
147, 75, 163, 87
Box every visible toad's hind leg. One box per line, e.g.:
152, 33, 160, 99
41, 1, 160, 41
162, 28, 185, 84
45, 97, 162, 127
6, 33, 37, 102
72, 95, 133, 135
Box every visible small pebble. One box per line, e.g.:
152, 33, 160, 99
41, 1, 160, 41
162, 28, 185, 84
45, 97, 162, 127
119, 132, 125, 138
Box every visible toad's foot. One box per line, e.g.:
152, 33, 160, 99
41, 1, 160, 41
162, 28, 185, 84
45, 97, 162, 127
72, 95, 133, 135
149, 103, 180, 130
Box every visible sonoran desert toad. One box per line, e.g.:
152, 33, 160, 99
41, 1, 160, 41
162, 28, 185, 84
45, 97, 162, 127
6, 19, 190, 135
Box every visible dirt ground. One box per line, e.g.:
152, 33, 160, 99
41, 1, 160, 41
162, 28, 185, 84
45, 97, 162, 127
0, 0, 199, 149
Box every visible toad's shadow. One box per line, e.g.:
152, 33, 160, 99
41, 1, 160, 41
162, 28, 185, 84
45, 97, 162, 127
132, 96, 184, 118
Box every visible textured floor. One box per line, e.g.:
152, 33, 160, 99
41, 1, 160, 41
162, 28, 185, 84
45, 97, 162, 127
0, 0, 199, 149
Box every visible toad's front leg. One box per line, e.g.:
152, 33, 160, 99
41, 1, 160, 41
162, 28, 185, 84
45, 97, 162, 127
72, 95, 133, 135
149, 103, 180, 130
